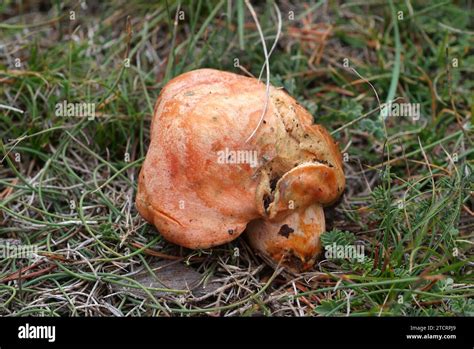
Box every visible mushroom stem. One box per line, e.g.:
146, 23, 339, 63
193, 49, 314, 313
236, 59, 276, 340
246, 204, 325, 271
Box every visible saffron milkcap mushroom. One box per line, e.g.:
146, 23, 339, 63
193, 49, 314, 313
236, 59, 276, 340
136, 68, 345, 271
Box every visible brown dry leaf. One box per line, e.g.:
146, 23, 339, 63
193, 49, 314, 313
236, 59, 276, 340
113, 260, 221, 299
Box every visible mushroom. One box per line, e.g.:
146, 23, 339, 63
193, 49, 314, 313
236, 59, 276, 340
136, 68, 345, 271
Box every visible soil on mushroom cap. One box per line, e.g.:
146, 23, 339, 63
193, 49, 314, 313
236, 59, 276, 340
278, 224, 294, 238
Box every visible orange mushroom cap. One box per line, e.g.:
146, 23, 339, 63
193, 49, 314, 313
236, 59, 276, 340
136, 69, 345, 269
